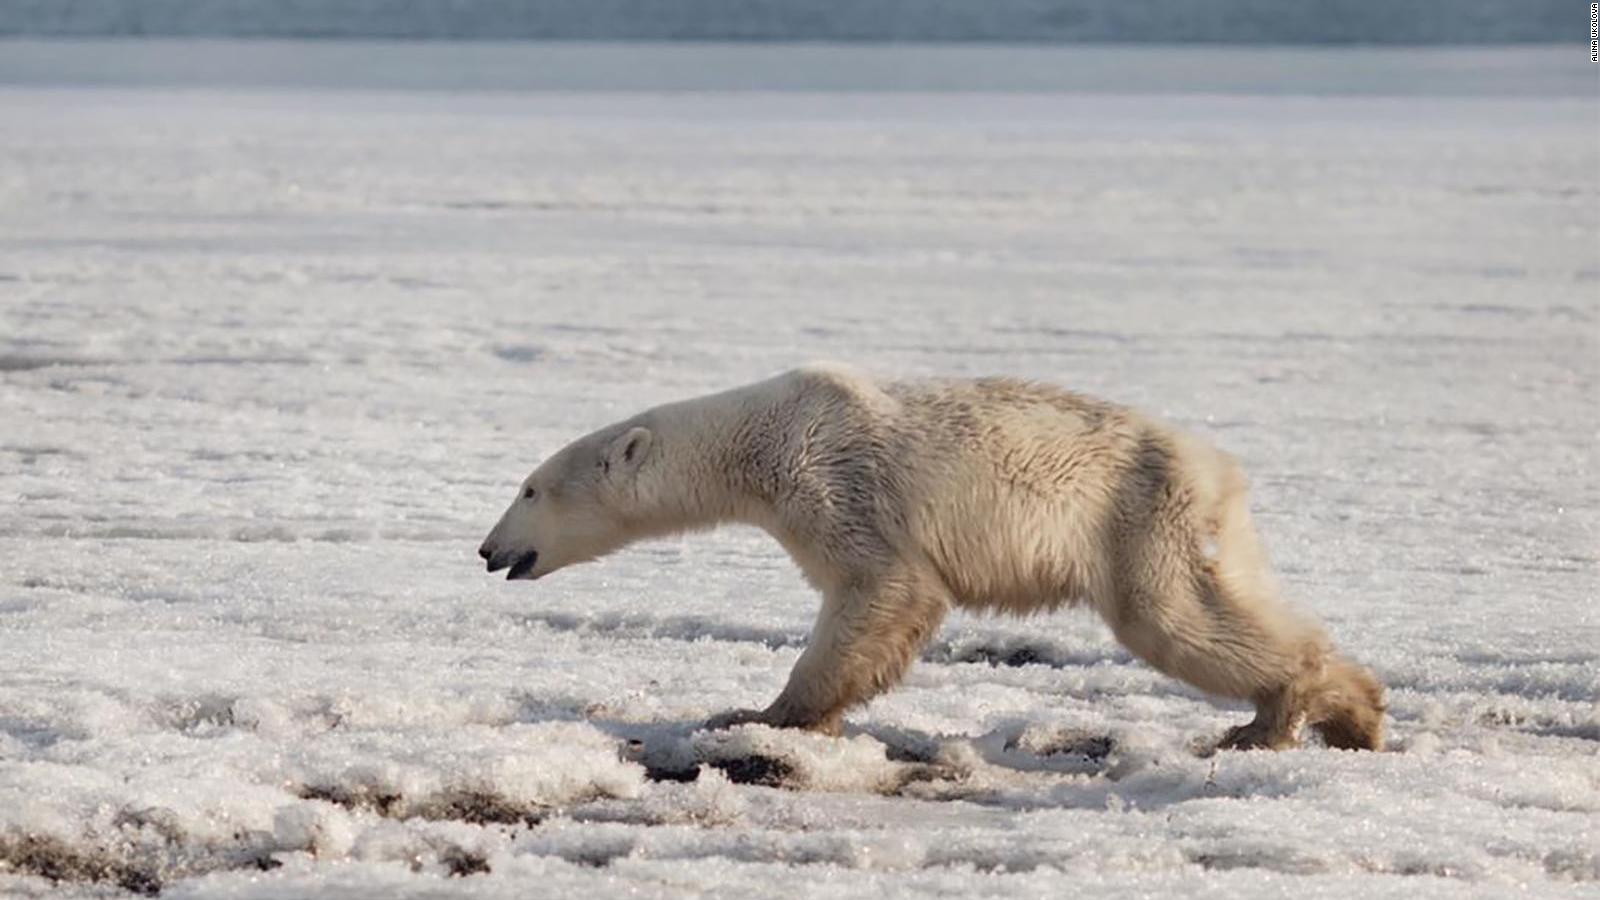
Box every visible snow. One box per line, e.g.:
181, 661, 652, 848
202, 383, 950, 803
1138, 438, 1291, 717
1, 43, 1598, 898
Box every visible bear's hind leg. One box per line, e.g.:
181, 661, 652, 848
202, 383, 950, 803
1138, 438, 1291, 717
1093, 444, 1385, 751
1102, 568, 1329, 750
731, 568, 950, 736
1100, 522, 1384, 751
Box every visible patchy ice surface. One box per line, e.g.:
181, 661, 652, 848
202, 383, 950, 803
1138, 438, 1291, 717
1, 47, 1597, 897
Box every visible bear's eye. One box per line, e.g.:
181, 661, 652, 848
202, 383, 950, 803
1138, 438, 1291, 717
523, 486, 538, 501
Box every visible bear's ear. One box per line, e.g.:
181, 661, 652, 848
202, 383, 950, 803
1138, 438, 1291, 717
602, 426, 653, 479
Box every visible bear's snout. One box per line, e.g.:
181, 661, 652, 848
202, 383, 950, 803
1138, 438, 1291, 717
479, 541, 513, 573
480, 541, 539, 580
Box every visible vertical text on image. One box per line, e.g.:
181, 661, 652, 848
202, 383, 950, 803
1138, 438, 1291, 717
1591, 3, 1599, 61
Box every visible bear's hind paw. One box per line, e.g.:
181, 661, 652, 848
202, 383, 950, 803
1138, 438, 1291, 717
1215, 719, 1302, 752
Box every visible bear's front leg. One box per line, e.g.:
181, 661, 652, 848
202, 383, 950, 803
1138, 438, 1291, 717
707, 569, 949, 736
703, 707, 771, 731
704, 703, 843, 736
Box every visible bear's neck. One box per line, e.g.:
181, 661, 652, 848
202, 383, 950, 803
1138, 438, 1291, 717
625, 380, 786, 537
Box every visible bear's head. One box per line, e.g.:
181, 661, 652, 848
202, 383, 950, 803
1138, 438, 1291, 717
478, 424, 654, 581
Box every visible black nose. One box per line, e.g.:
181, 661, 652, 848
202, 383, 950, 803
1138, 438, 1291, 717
478, 544, 493, 561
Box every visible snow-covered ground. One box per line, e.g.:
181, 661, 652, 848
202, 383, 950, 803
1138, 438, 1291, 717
1, 44, 1597, 898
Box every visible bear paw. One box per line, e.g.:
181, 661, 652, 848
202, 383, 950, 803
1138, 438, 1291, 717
704, 708, 768, 731
1216, 719, 1302, 752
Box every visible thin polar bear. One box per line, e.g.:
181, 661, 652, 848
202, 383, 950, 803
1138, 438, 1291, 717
478, 365, 1386, 751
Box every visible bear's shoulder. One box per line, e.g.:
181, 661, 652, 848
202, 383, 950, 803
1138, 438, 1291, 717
789, 361, 874, 391
782, 362, 894, 409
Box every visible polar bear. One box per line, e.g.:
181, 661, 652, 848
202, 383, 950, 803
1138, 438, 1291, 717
479, 365, 1385, 751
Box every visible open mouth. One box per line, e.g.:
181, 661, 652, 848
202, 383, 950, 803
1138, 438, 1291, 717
506, 551, 540, 581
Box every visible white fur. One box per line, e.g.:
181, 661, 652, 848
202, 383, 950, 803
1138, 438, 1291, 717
480, 365, 1385, 749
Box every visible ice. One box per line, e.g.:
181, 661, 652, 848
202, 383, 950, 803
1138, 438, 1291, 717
1, 43, 1597, 897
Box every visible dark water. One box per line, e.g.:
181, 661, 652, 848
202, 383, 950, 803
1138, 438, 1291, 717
0, 0, 1574, 44
0, 41, 1590, 96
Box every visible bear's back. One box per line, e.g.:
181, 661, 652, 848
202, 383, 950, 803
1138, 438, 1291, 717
763, 367, 1222, 612
877, 375, 1163, 613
